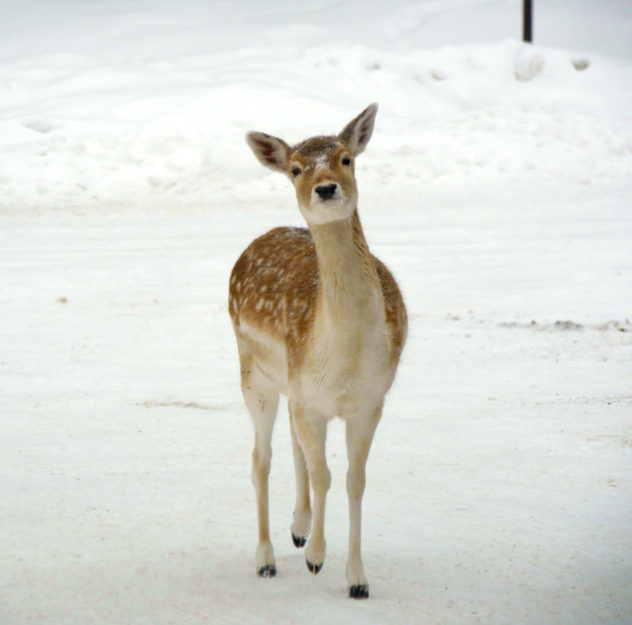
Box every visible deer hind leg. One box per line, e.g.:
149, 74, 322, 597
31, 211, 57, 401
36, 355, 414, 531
240, 351, 279, 578
344, 401, 383, 599
288, 402, 312, 548
290, 403, 330, 574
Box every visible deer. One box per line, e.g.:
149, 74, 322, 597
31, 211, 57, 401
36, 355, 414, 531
228, 103, 407, 599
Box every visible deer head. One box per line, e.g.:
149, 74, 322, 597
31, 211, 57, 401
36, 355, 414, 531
246, 104, 378, 226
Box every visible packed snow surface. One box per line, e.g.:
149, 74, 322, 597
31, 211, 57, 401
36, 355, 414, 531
1, 1, 631, 624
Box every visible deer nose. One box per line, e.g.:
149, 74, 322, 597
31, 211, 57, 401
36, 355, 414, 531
314, 183, 337, 200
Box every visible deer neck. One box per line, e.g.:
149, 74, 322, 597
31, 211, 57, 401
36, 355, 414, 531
309, 209, 382, 326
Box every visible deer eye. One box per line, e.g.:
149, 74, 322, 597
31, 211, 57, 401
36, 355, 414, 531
342, 156, 351, 166
291, 166, 302, 177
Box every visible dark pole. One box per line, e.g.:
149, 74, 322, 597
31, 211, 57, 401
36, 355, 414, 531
523, 0, 533, 42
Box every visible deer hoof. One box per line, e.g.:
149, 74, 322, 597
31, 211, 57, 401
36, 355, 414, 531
306, 560, 322, 574
292, 532, 307, 548
349, 584, 369, 599
257, 565, 276, 578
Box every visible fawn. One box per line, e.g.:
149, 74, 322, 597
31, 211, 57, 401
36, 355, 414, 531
228, 104, 407, 598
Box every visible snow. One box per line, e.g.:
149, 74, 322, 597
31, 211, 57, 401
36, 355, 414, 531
1, 1, 631, 623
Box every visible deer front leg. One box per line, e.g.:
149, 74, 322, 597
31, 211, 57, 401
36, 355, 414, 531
241, 353, 279, 578
291, 404, 330, 574
252, 421, 276, 578
345, 401, 383, 599
289, 403, 312, 548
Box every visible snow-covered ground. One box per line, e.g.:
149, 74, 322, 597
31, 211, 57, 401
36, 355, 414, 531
1, 1, 631, 623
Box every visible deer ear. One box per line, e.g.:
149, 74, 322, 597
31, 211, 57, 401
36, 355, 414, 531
246, 132, 290, 173
338, 103, 378, 156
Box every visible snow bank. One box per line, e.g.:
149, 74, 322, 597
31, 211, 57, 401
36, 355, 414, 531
1, 2, 630, 213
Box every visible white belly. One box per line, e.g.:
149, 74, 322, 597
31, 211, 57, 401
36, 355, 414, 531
297, 325, 394, 418
240, 315, 395, 418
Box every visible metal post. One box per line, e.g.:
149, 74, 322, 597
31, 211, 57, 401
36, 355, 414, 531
523, 0, 533, 42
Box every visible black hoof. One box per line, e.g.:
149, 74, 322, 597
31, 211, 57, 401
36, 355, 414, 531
257, 565, 276, 578
349, 585, 369, 599
306, 560, 322, 575
292, 533, 306, 548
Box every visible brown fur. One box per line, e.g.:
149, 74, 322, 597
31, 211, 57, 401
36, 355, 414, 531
229, 214, 406, 373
